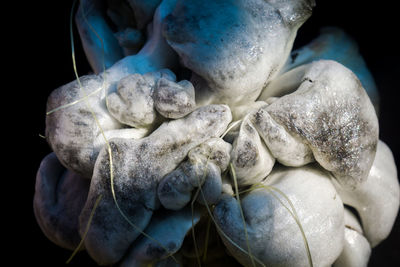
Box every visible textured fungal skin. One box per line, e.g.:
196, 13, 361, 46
158, 137, 231, 210
283, 27, 379, 110
153, 78, 196, 119
120, 207, 201, 267
214, 164, 345, 267
250, 106, 314, 167
45, 75, 119, 177
80, 105, 231, 264
45, 0, 179, 178
34, 0, 400, 266
264, 60, 379, 188
106, 70, 176, 128
332, 141, 400, 247
34, 153, 90, 250
76, 0, 125, 73
333, 209, 371, 267
163, 0, 314, 105
230, 114, 275, 185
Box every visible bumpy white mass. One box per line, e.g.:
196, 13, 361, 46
214, 164, 345, 267
35, 0, 399, 266
332, 141, 400, 247
80, 105, 231, 264
163, 0, 315, 106
333, 209, 371, 267
260, 60, 379, 189
34, 153, 90, 250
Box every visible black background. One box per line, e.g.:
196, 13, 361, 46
13, 0, 400, 266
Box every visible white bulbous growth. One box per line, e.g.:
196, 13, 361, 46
163, 0, 314, 106
80, 105, 231, 264
214, 164, 345, 267
46, 0, 179, 177
332, 140, 400, 247
34, 0, 399, 266
259, 60, 379, 189
333, 208, 371, 267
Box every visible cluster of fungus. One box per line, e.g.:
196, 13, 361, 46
34, 0, 400, 266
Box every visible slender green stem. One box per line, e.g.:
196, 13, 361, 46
202, 216, 212, 262
66, 194, 103, 264
230, 163, 256, 267
191, 187, 202, 267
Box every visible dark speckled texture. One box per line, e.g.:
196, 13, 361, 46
46, 75, 121, 177
26, 1, 400, 266
79, 104, 231, 265
266, 60, 379, 188
163, 0, 314, 105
